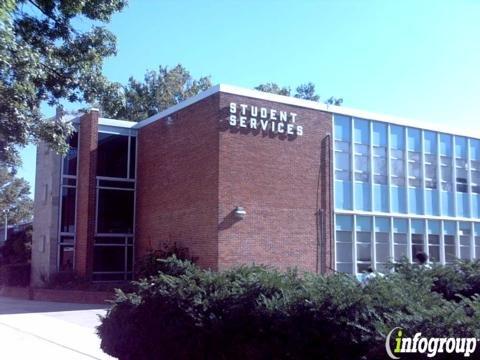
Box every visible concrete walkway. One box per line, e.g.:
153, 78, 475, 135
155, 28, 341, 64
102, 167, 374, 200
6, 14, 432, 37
0, 296, 115, 360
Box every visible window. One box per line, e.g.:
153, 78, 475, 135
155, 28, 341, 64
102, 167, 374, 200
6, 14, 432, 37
476, 234, 480, 260
456, 158, 468, 193
391, 149, 405, 186
459, 224, 471, 260
408, 151, 422, 187
424, 154, 437, 189
471, 161, 480, 194
335, 215, 353, 273
428, 235, 440, 262
356, 231, 372, 273
335, 140, 351, 181
97, 133, 130, 178
411, 234, 424, 259
63, 132, 78, 176
444, 235, 456, 264
60, 187, 76, 233
440, 156, 453, 192
354, 144, 369, 182
97, 187, 134, 234
93, 236, 133, 281
58, 236, 74, 271
373, 146, 387, 184
394, 233, 407, 261
375, 232, 389, 271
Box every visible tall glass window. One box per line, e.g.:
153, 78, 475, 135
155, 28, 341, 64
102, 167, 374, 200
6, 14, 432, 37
393, 218, 408, 261
427, 220, 440, 262
407, 128, 422, 188
94, 132, 136, 281
459, 222, 471, 260
444, 221, 456, 264
356, 216, 372, 273
411, 219, 425, 259
374, 217, 390, 272
335, 215, 353, 273
334, 115, 352, 210
58, 131, 78, 271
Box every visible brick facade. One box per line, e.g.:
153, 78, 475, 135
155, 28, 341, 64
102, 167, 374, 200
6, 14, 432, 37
135, 91, 333, 273
75, 110, 99, 278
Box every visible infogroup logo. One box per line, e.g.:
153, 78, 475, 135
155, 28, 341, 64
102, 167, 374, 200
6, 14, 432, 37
385, 327, 478, 358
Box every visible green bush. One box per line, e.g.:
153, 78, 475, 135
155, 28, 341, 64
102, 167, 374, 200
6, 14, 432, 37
98, 257, 480, 360
0, 263, 31, 287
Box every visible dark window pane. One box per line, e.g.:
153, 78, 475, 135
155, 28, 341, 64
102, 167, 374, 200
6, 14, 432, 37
95, 236, 126, 245
59, 245, 74, 271
92, 273, 128, 281
129, 137, 136, 179
62, 178, 76, 186
61, 187, 76, 233
93, 246, 125, 272
97, 133, 129, 178
98, 180, 135, 189
60, 236, 74, 244
97, 189, 134, 233
127, 247, 133, 271
63, 132, 78, 175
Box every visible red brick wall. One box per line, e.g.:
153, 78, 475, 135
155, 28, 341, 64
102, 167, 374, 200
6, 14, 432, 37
75, 110, 98, 278
135, 95, 220, 269
217, 93, 333, 273
135, 92, 334, 274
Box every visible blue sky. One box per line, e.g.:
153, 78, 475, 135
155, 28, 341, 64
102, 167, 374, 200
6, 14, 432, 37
18, 0, 480, 195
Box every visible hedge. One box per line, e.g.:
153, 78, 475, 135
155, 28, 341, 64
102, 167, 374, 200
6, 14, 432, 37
98, 257, 480, 360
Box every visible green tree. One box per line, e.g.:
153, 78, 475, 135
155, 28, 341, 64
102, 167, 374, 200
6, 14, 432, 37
0, 169, 33, 225
0, 0, 127, 170
254, 82, 291, 96
255, 81, 343, 105
98, 65, 212, 122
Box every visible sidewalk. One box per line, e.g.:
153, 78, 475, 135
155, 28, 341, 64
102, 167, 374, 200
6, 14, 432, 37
0, 296, 114, 360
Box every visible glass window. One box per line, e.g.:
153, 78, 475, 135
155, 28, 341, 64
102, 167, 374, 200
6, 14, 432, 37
63, 132, 78, 176
335, 141, 351, 181
373, 146, 387, 184
428, 235, 440, 262
376, 232, 389, 265
60, 187, 76, 233
391, 149, 405, 186
424, 154, 437, 189
59, 245, 74, 271
93, 246, 128, 272
444, 235, 456, 264
97, 189, 134, 234
471, 162, 480, 193
394, 233, 407, 261
440, 156, 453, 192
129, 137, 136, 179
97, 133, 129, 178
411, 234, 424, 259
456, 159, 468, 193
408, 151, 422, 187
354, 144, 369, 182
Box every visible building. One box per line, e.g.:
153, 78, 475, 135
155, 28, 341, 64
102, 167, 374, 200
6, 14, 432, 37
31, 84, 480, 285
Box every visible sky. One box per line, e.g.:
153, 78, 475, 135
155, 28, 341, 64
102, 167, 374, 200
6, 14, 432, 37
18, 0, 480, 196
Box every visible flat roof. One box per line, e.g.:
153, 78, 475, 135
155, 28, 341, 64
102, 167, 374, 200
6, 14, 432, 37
133, 84, 480, 140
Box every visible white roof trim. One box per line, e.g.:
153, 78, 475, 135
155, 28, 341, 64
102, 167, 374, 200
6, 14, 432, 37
133, 83, 480, 139
98, 117, 137, 129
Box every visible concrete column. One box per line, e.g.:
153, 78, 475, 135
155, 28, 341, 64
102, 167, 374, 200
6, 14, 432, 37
75, 110, 99, 279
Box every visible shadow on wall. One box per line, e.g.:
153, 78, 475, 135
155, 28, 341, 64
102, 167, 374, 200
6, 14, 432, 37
218, 209, 243, 231
218, 106, 299, 141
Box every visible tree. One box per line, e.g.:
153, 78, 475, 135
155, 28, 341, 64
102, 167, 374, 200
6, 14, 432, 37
255, 81, 343, 106
0, 0, 127, 170
0, 168, 33, 225
254, 82, 291, 96
97, 65, 212, 122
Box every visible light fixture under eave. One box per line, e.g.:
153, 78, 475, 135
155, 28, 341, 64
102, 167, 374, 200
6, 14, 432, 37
234, 206, 246, 219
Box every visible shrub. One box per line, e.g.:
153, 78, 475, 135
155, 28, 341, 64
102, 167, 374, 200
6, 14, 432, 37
0, 263, 31, 287
98, 257, 480, 360
135, 243, 198, 279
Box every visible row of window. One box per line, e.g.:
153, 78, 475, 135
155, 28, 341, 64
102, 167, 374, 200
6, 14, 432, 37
334, 115, 480, 192
335, 214, 480, 274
